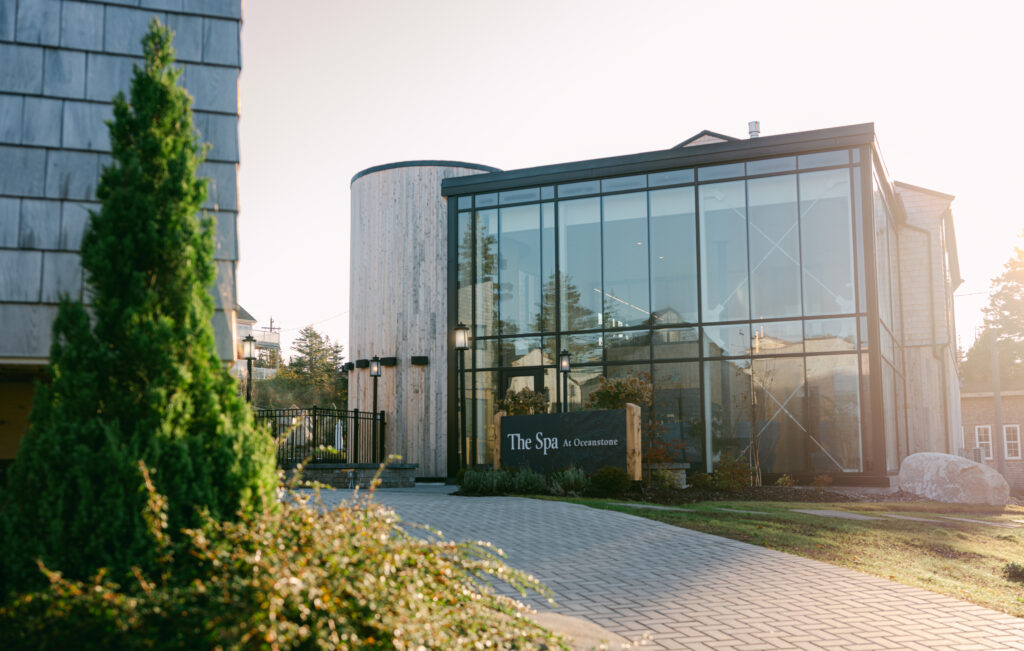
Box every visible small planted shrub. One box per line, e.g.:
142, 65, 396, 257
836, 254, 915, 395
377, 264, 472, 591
688, 472, 714, 490
550, 466, 590, 497
812, 473, 834, 489
713, 458, 751, 491
497, 388, 550, 416
1004, 562, 1024, 583
460, 468, 511, 495
775, 473, 797, 487
587, 465, 632, 498
509, 468, 549, 495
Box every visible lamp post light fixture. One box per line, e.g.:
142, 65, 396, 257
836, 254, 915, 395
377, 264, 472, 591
559, 349, 571, 413
242, 334, 256, 403
454, 323, 470, 471
370, 355, 381, 461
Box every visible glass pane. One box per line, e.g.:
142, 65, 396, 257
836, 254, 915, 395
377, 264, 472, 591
602, 192, 650, 327
751, 356, 807, 474
473, 371, 497, 466
606, 329, 651, 361
705, 359, 752, 470
798, 150, 849, 169
498, 204, 541, 336
558, 180, 600, 198
568, 366, 604, 412
748, 175, 801, 319
648, 169, 694, 187
499, 187, 540, 204
650, 187, 698, 324
541, 186, 554, 200
889, 222, 902, 342
883, 362, 897, 472
500, 337, 543, 368
704, 324, 750, 357
805, 317, 857, 353
565, 332, 602, 364
602, 175, 646, 192
473, 338, 499, 370
457, 196, 471, 210
456, 211, 473, 326
873, 178, 893, 325
559, 198, 602, 330
853, 167, 866, 313
859, 316, 869, 350
474, 209, 499, 337
698, 162, 744, 182
700, 181, 749, 322
607, 364, 650, 381
476, 193, 497, 207
539, 203, 556, 332
653, 327, 699, 359
800, 169, 855, 316
806, 354, 862, 472
653, 362, 702, 466
750, 320, 803, 356
747, 157, 796, 175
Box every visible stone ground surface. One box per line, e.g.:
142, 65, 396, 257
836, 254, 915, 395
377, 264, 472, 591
317, 485, 1024, 650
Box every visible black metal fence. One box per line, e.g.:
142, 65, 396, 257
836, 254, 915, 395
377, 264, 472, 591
254, 406, 387, 468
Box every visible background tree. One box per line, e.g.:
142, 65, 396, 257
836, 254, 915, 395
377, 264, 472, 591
253, 325, 347, 408
961, 233, 1024, 391
0, 21, 276, 594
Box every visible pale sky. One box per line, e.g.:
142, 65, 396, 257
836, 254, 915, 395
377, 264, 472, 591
236, 0, 1024, 361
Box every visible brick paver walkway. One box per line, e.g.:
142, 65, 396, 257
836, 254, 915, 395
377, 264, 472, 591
320, 485, 1024, 650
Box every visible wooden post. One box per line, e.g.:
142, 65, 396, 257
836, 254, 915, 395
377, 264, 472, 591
491, 410, 505, 469
625, 403, 642, 481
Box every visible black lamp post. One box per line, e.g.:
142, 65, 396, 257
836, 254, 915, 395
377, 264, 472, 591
454, 323, 470, 470
559, 349, 571, 413
369, 355, 381, 461
243, 334, 256, 403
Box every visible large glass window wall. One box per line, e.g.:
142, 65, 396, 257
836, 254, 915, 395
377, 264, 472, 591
455, 151, 876, 475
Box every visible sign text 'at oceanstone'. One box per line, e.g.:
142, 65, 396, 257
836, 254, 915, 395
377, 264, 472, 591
499, 409, 627, 475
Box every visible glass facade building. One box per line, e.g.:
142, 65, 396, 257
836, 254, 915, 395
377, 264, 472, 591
441, 123, 954, 482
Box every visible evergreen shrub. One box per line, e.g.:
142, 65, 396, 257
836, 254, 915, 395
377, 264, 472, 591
550, 466, 590, 497
509, 468, 548, 495
586, 466, 632, 498
460, 468, 512, 495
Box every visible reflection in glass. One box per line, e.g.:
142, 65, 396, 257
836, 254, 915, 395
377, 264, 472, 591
705, 359, 751, 472
500, 337, 543, 368
798, 150, 849, 169
806, 354, 862, 472
565, 332, 602, 364
607, 364, 650, 381
654, 362, 702, 466
541, 186, 554, 200
874, 177, 893, 325
882, 362, 897, 472
472, 338, 499, 370
458, 196, 472, 210
804, 318, 857, 352
476, 193, 497, 207
558, 180, 600, 198
704, 324, 750, 357
700, 181, 749, 322
747, 157, 796, 175
567, 367, 603, 411
603, 192, 650, 327
499, 204, 540, 336
602, 175, 646, 192
752, 356, 806, 474
650, 187, 698, 324
698, 162, 744, 182
559, 198, 602, 330
648, 169, 694, 187
653, 327, 699, 359
750, 320, 803, 356
538, 203, 556, 332
499, 187, 540, 205
800, 169, 855, 316
605, 329, 651, 361
748, 175, 801, 319
474, 209, 498, 337
473, 371, 497, 466
456, 211, 472, 326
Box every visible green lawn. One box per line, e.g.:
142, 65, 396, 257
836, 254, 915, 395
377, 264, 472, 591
564, 497, 1024, 617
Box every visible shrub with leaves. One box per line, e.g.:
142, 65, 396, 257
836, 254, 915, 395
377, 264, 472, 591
587, 465, 632, 498
712, 458, 751, 491
812, 473, 834, 489
688, 472, 714, 490
585, 372, 653, 410
1004, 561, 1024, 583
459, 468, 512, 496
0, 464, 566, 650
550, 466, 590, 497
0, 20, 275, 595
497, 388, 550, 416
775, 473, 797, 487
509, 468, 549, 495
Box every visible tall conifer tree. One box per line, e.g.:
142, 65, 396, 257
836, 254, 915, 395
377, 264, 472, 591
0, 21, 276, 593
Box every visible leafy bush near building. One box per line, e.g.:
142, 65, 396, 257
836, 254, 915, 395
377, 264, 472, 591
0, 21, 275, 596
586, 466, 633, 498
712, 459, 751, 491
0, 466, 565, 650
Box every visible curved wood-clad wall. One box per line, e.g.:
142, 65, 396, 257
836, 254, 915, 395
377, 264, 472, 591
349, 163, 492, 477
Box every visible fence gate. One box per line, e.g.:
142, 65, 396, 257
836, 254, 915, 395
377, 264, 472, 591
254, 406, 387, 467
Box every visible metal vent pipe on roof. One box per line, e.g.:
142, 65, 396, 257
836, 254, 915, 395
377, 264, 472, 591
748, 121, 760, 138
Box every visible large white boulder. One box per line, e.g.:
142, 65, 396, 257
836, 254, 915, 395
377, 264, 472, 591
898, 452, 1010, 505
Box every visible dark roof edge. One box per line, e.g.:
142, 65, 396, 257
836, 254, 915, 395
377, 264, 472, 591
351, 160, 502, 185
235, 304, 256, 322
893, 180, 956, 201
673, 129, 739, 148
442, 123, 875, 196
